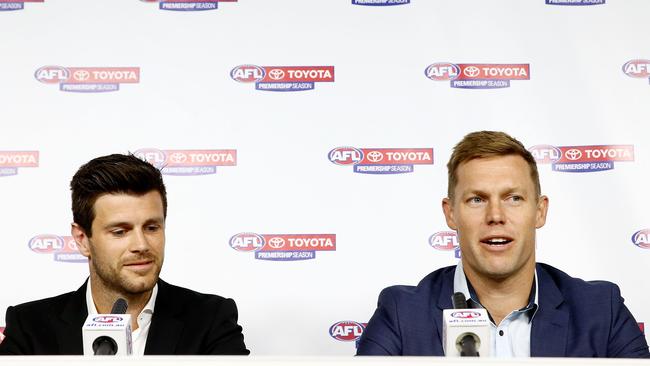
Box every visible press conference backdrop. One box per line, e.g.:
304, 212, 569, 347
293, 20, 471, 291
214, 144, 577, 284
0, 0, 648, 356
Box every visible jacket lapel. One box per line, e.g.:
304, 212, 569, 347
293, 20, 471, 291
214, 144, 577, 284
433, 268, 455, 345
55, 282, 88, 355
531, 264, 569, 357
144, 279, 185, 355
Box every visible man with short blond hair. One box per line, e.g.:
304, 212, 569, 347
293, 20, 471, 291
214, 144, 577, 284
357, 131, 649, 358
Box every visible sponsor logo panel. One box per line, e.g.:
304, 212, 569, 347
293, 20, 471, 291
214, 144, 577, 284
229, 232, 336, 261
329, 147, 433, 175
632, 229, 650, 250
134, 148, 236, 176
429, 231, 461, 259
330, 321, 367, 349
530, 144, 634, 173
352, 0, 409, 5
623, 60, 650, 84
231, 65, 334, 92
140, 0, 237, 12
426, 63, 529, 89
546, 0, 605, 5
0, 0, 43, 11
28, 234, 87, 263
35, 66, 139, 93
0, 151, 38, 177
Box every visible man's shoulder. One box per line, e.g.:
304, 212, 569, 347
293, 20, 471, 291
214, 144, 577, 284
538, 262, 620, 293
8, 290, 78, 317
157, 280, 231, 309
379, 265, 455, 304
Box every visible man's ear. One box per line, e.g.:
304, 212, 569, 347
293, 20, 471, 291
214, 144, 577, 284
535, 195, 549, 229
71, 223, 91, 258
442, 198, 458, 230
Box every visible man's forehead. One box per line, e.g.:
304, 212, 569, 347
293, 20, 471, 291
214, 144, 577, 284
93, 190, 162, 206
454, 155, 535, 190
92, 191, 164, 221
457, 155, 531, 174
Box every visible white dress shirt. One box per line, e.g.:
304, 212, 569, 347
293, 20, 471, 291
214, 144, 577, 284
86, 280, 158, 356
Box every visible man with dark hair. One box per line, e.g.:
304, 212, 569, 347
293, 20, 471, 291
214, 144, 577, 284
357, 131, 649, 357
0, 154, 249, 355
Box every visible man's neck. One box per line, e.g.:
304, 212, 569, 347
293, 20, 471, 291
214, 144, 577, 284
463, 263, 535, 326
89, 276, 152, 331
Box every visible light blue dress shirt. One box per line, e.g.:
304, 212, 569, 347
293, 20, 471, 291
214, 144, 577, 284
453, 261, 539, 357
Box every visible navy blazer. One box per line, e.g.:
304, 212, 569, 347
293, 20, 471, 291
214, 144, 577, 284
357, 263, 649, 357
0, 279, 249, 355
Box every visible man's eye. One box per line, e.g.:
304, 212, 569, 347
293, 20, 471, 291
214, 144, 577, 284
111, 229, 126, 236
468, 197, 483, 204
146, 225, 160, 232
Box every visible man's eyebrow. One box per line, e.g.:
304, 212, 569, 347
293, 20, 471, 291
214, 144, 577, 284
143, 218, 164, 226
102, 221, 133, 229
462, 187, 526, 197
463, 189, 488, 197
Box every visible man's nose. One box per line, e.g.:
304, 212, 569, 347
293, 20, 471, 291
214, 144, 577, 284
130, 229, 150, 252
486, 200, 506, 225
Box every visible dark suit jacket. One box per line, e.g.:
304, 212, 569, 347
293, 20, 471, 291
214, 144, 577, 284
357, 263, 649, 357
0, 279, 250, 355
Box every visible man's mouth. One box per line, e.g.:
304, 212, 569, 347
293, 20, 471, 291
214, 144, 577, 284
123, 260, 154, 271
480, 237, 514, 246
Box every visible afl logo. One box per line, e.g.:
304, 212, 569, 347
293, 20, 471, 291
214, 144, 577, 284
622, 60, 650, 78
425, 63, 460, 81
93, 316, 123, 323
429, 231, 458, 251
632, 229, 650, 249
451, 311, 481, 319
28, 234, 65, 253
34, 66, 70, 84
529, 145, 561, 164
133, 148, 167, 168
229, 232, 265, 252
328, 147, 363, 166
230, 65, 266, 83
329, 321, 365, 342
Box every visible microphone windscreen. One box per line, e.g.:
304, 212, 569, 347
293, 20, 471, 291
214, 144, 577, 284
111, 298, 128, 314
452, 292, 468, 309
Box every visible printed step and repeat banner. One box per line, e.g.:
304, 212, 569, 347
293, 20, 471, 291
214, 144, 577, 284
1, 0, 648, 355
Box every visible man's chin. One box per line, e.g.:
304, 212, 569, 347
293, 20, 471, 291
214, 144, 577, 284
120, 276, 158, 295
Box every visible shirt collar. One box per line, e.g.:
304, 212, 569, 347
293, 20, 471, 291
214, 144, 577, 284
453, 261, 539, 322
86, 278, 158, 316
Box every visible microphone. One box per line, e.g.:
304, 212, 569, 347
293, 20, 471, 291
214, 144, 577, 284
442, 292, 491, 357
111, 298, 128, 314
82, 298, 133, 356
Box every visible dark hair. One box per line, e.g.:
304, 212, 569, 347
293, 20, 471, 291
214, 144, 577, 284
447, 131, 541, 199
70, 153, 167, 237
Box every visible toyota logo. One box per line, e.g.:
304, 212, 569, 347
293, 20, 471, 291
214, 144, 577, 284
564, 149, 582, 161
74, 70, 90, 81
268, 69, 285, 80
366, 151, 383, 162
267, 237, 285, 249
169, 152, 186, 164
463, 66, 480, 78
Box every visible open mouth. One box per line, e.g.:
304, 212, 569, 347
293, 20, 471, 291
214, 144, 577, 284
480, 237, 513, 246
